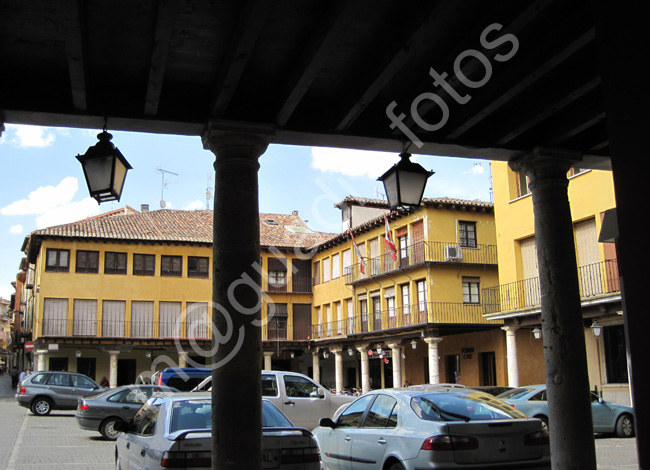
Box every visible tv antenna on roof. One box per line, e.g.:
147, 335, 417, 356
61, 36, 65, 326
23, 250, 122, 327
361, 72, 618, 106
206, 174, 213, 210
158, 168, 178, 209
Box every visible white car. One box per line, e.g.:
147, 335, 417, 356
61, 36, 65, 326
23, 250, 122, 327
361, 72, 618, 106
313, 387, 551, 470
114, 393, 320, 469
192, 370, 356, 429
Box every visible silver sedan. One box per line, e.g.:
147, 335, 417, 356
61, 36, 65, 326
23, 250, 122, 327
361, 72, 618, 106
313, 387, 550, 470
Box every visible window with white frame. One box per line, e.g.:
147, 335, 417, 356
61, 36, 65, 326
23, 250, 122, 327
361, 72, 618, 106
462, 277, 480, 304
401, 284, 410, 316
73, 299, 97, 336
416, 280, 427, 313
43, 298, 68, 336
331, 253, 340, 279
323, 257, 331, 282
459, 221, 477, 248
131, 301, 154, 337
102, 300, 126, 337
342, 249, 351, 277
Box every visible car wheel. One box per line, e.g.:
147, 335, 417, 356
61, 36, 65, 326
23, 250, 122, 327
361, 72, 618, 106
616, 414, 634, 438
535, 415, 549, 428
31, 397, 52, 416
101, 418, 123, 440
387, 461, 405, 470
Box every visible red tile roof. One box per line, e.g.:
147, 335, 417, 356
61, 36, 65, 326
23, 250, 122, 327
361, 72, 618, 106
27, 209, 334, 261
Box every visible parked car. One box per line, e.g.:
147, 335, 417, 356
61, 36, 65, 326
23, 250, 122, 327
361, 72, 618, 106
470, 385, 514, 396
313, 386, 551, 470
114, 393, 320, 470
75, 384, 178, 440
151, 367, 212, 391
497, 384, 635, 437
15, 371, 105, 416
192, 370, 356, 429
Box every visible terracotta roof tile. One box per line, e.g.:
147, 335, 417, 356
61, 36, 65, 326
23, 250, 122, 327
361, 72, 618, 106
29, 209, 334, 250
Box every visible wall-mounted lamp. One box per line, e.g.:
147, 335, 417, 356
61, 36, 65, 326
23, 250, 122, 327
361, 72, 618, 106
290, 351, 295, 359
75, 350, 82, 358
591, 320, 602, 338
376, 345, 383, 355
322, 349, 330, 359
76, 121, 132, 203
377, 151, 434, 210
348, 348, 354, 356
145, 351, 152, 358
411, 339, 417, 349
532, 327, 542, 340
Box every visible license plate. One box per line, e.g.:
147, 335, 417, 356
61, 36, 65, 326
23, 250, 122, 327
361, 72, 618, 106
262, 450, 280, 468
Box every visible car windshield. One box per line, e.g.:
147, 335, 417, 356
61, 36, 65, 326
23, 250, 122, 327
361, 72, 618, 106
262, 401, 293, 427
496, 387, 536, 399
170, 400, 212, 433
411, 392, 527, 422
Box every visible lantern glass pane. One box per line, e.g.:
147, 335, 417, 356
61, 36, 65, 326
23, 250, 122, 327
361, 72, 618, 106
397, 171, 428, 206
112, 157, 128, 196
382, 171, 399, 208
84, 155, 113, 192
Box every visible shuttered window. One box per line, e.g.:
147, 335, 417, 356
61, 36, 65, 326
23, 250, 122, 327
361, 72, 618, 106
131, 301, 154, 337
159, 301, 181, 337
102, 300, 126, 337
73, 299, 97, 336
43, 298, 68, 336
187, 302, 209, 339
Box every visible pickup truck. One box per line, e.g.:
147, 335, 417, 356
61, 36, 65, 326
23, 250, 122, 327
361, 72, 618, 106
192, 370, 356, 429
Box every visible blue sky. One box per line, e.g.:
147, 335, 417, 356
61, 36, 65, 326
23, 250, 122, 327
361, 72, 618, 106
0, 124, 493, 300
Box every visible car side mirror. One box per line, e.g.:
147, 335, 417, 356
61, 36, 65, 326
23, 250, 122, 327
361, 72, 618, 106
317, 388, 325, 399
319, 417, 337, 428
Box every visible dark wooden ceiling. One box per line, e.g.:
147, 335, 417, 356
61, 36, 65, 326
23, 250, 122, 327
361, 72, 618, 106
0, 0, 611, 168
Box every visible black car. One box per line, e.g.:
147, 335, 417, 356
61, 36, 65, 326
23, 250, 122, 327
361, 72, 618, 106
75, 384, 178, 440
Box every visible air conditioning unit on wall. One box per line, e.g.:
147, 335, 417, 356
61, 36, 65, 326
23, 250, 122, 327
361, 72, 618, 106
444, 245, 463, 260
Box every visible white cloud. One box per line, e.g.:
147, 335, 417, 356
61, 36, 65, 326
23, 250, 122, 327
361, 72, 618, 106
183, 200, 205, 210
11, 124, 56, 148
1, 177, 79, 216
35, 198, 100, 228
9, 225, 23, 235
466, 163, 485, 176
311, 147, 399, 178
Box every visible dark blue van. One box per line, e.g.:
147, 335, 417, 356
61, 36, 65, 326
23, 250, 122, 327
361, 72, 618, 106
151, 368, 212, 391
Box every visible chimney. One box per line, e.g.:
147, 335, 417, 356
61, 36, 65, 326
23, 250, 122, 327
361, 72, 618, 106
141, 204, 149, 212
292, 210, 299, 216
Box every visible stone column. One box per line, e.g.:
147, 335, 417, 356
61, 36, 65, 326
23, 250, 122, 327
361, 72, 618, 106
424, 337, 442, 384
388, 343, 402, 387
108, 351, 119, 388
203, 121, 274, 470
356, 345, 371, 393
263, 351, 274, 371
312, 351, 320, 384
511, 149, 595, 469
502, 326, 519, 388
34, 350, 47, 372
178, 351, 188, 368
331, 347, 344, 393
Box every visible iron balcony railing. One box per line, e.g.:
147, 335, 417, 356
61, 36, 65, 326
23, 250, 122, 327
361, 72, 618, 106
344, 241, 497, 283
482, 259, 620, 315
40, 319, 212, 340
40, 318, 314, 342
311, 301, 496, 339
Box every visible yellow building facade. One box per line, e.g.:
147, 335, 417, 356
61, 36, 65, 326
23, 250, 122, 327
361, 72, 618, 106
488, 162, 627, 404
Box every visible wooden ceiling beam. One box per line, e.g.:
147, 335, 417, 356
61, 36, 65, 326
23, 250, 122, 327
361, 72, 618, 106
210, 0, 272, 117
144, 0, 177, 116
61, 0, 87, 112
274, 0, 358, 126
445, 28, 595, 140
335, 1, 457, 132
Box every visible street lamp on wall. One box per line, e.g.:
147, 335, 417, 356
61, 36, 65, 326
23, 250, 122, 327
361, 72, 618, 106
75, 350, 82, 358
591, 320, 602, 338
76, 122, 132, 203
377, 151, 434, 210
532, 327, 542, 340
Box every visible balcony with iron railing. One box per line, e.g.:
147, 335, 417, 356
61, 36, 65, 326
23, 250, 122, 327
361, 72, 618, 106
482, 260, 620, 316
311, 301, 498, 339
39, 318, 314, 342
265, 276, 312, 294
343, 241, 498, 284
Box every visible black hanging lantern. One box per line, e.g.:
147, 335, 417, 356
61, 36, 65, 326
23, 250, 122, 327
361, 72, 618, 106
76, 124, 132, 203
378, 152, 434, 210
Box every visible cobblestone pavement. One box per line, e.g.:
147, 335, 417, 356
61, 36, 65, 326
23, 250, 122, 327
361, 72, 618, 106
0, 374, 640, 469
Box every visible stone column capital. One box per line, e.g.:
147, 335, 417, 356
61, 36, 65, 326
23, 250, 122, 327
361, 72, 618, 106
501, 326, 519, 333
387, 342, 402, 350
424, 336, 443, 345
509, 147, 581, 191
202, 120, 275, 160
